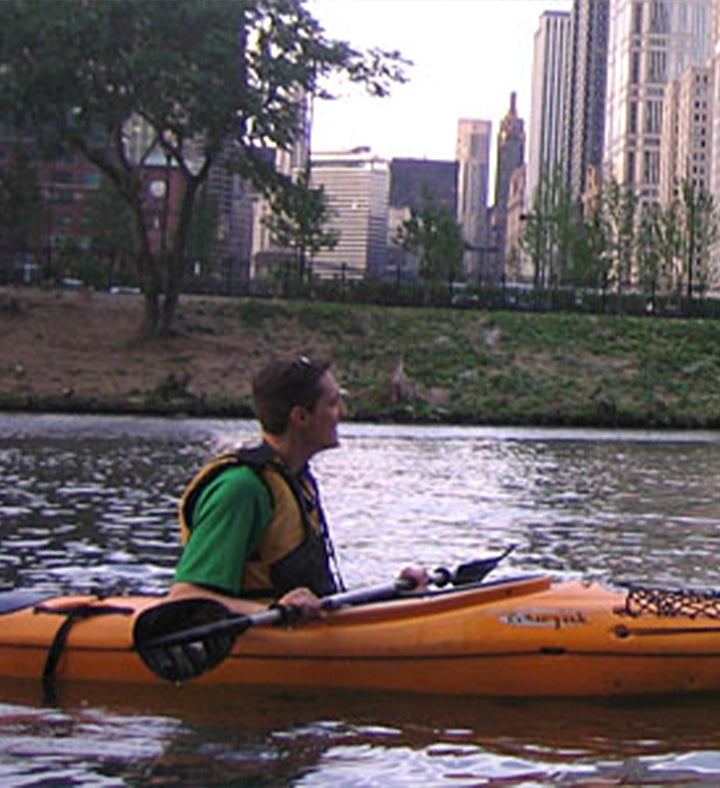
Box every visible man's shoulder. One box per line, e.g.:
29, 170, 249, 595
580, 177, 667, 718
195, 463, 274, 520
214, 463, 268, 493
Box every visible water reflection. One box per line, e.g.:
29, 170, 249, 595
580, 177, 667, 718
3, 681, 720, 786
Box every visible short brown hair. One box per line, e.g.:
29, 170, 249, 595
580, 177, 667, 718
252, 357, 331, 435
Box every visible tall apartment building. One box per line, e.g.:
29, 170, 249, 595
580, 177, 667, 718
527, 10, 572, 205
604, 0, 714, 205
563, 0, 610, 203
660, 66, 713, 205
309, 147, 390, 280
456, 119, 492, 282
710, 0, 720, 204
491, 92, 525, 280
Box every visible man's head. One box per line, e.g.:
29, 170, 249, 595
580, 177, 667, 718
252, 356, 338, 438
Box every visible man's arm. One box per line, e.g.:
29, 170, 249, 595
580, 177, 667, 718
171, 466, 323, 618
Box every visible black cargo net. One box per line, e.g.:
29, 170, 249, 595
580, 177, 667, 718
624, 585, 720, 619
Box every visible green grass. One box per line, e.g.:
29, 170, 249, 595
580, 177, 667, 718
229, 300, 720, 427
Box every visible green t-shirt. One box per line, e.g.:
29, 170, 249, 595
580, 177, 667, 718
174, 465, 273, 595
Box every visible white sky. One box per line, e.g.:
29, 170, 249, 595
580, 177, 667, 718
307, 0, 571, 162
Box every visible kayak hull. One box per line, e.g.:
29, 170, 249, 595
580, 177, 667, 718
3, 577, 720, 697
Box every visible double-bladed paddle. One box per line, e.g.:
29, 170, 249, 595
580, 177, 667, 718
135, 546, 515, 683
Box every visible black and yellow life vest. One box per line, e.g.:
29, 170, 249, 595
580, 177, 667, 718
179, 443, 342, 599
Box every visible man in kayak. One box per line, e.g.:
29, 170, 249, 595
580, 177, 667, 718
169, 356, 425, 621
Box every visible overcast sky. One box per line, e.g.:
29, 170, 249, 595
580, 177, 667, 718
306, 0, 571, 162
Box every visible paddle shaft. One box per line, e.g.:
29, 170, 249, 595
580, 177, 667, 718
138, 549, 516, 654
139, 574, 422, 651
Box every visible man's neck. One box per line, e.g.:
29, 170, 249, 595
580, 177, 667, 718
263, 434, 308, 475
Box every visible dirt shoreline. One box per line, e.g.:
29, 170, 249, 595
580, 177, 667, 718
0, 288, 266, 417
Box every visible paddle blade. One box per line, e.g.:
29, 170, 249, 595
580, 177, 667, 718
134, 598, 237, 682
452, 545, 517, 585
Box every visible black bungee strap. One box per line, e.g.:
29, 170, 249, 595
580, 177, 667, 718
34, 601, 135, 692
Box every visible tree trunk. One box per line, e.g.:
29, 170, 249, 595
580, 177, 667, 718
139, 288, 182, 338
159, 291, 180, 336
141, 291, 161, 338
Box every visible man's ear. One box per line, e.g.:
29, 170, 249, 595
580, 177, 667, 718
289, 404, 310, 427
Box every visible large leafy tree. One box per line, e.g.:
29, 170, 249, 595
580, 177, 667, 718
0, 0, 408, 336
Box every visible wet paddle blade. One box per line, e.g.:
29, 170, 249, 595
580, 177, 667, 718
134, 598, 237, 682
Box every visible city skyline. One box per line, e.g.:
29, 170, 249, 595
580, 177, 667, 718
307, 0, 571, 162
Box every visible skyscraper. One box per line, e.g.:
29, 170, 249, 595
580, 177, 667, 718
456, 118, 491, 282
527, 10, 572, 205
604, 0, 714, 205
563, 0, 610, 203
492, 92, 525, 277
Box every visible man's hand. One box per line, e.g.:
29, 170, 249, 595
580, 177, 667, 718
398, 566, 430, 590
276, 586, 324, 622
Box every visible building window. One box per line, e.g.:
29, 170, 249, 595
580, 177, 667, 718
645, 100, 662, 134
643, 150, 660, 184
628, 101, 638, 133
633, 1, 643, 34
626, 151, 636, 184
649, 1, 669, 34
647, 50, 667, 83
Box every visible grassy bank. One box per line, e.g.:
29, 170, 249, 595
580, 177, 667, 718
2, 286, 720, 428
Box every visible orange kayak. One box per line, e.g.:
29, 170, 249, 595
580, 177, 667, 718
3, 575, 720, 697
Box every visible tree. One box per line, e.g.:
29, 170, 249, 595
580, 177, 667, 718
394, 200, 466, 284
676, 179, 719, 299
639, 200, 684, 302
600, 177, 639, 296
635, 203, 666, 309
522, 166, 570, 289
567, 203, 612, 293
263, 170, 339, 286
0, 0, 408, 336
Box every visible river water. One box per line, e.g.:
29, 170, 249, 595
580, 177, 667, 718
2, 413, 720, 785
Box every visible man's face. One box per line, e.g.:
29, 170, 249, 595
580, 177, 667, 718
304, 371, 347, 453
